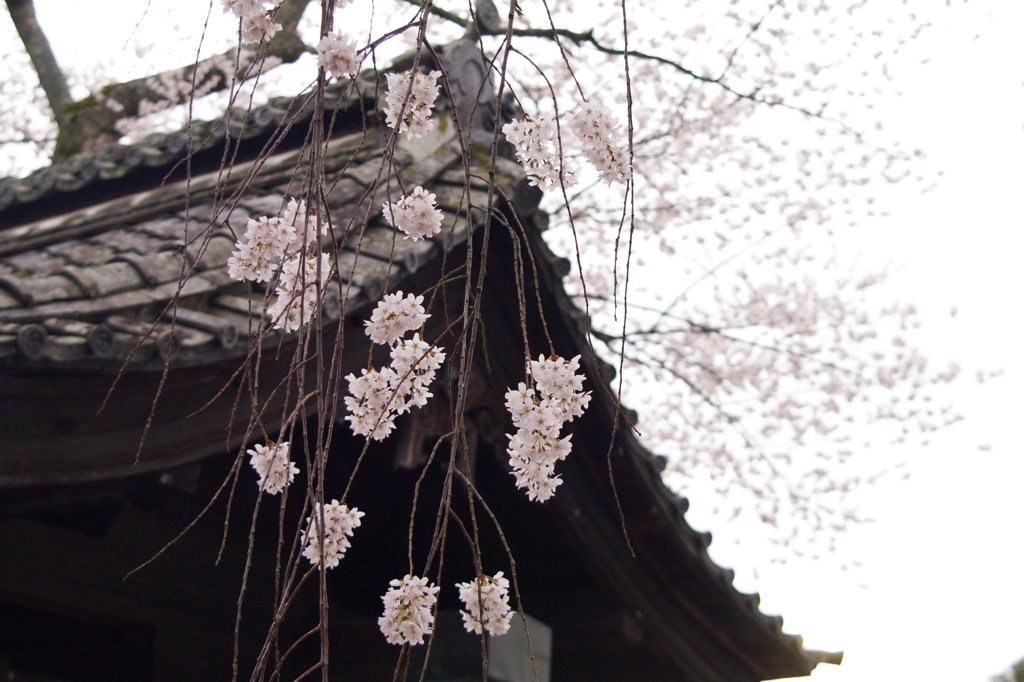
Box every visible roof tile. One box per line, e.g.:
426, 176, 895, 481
46, 240, 117, 267
138, 217, 188, 240
187, 235, 236, 272
44, 334, 89, 362
113, 251, 188, 287
238, 193, 286, 215
0, 334, 15, 358
61, 261, 144, 298
0, 273, 83, 306
3, 250, 67, 275
91, 229, 166, 255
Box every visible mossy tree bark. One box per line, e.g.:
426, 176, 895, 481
5, 0, 315, 162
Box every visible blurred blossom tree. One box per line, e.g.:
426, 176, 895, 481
1, 0, 960, 560
992, 657, 1024, 682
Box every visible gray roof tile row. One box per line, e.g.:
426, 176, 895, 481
0, 122, 508, 370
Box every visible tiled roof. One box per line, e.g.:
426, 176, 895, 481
0, 116, 528, 370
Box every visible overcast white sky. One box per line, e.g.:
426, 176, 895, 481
4, 1, 1023, 680
684, 4, 1024, 680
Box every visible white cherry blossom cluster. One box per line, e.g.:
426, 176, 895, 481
345, 334, 445, 440
456, 572, 513, 636
502, 114, 578, 191
365, 291, 429, 345
280, 197, 324, 245
247, 441, 298, 494
383, 69, 442, 139
345, 293, 444, 440
568, 101, 631, 185
316, 32, 361, 80
226, 217, 292, 283
266, 251, 332, 332
530, 354, 590, 421
222, 0, 282, 44
388, 334, 445, 411
378, 575, 440, 645
382, 186, 444, 241
226, 198, 324, 282
226, 199, 332, 332
505, 355, 591, 502
301, 500, 364, 569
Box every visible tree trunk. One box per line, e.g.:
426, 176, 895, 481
5, 0, 72, 131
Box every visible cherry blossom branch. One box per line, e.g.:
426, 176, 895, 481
716, 0, 785, 82
0, 134, 55, 145
611, 341, 796, 491
616, 322, 847, 374
581, 295, 849, 372
402, 0, 831, 121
